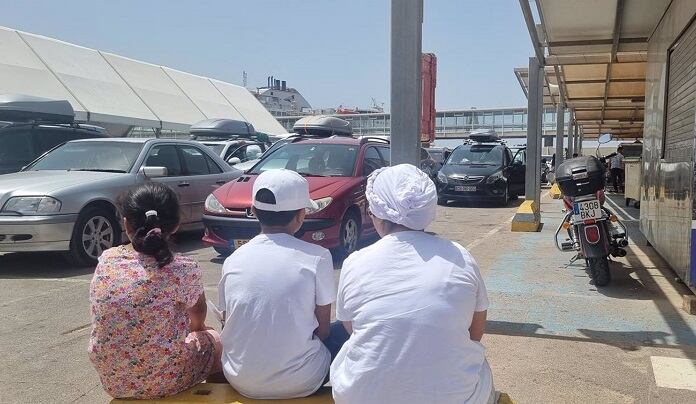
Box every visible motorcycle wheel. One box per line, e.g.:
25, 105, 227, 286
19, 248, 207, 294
588, 256, 611, 287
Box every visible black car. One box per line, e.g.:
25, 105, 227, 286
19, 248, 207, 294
0, 122, 108, 175
436, 139, 525, 205
0, 95, 109, 175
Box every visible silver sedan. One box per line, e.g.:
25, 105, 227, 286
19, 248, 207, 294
0, 138, 241, 266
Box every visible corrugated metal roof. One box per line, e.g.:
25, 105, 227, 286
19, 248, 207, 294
515, 0, 671, 139
0, 25, 286, 135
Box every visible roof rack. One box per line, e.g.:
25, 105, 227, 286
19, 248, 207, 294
189, 118, 258, 140
292, 116, 352, 137
0, 94, 75, 124
467, 129, 503, 144
359, 136, 390, 145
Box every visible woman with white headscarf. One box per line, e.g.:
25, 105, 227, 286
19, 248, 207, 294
330, 164, 494, 404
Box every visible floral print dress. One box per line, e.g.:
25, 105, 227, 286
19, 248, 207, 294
88, 246, 215, 399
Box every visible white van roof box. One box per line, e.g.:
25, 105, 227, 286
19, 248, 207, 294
292, 115, 352, 136
0, 94, 75, 124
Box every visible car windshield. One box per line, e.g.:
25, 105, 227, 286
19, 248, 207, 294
203, 143, 226, 156
27, 141, 143, 173
447, 144, 503, 166
249, 143, 358, 177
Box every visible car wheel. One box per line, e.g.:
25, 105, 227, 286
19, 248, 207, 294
66, 207, 120, 267
335, 211, 360, 260
498, 186, 509, 206
437, 197, 448, 206
214, 246, 233, 257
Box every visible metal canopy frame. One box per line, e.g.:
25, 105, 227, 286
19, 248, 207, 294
515, 0, 672, 139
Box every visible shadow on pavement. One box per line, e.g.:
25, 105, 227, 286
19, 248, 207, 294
592, 261, 653, 300
444, 198, 524, 209
0, 230, 210, 279
170, 229, 208, 254
622, 243, 696, 353
487, 320, 694, 352
0, 251, 94, 278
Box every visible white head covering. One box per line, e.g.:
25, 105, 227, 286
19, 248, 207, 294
366, 164, 437, 230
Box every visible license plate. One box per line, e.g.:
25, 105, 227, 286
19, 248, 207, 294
573, 199, 602, 222
233, 239, 249, 249
455, 185, 477, 192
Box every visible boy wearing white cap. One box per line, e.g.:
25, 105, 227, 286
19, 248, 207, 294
218, 169, 344, 399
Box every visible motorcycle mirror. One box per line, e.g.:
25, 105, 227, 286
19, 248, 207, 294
598, 133, 612, 144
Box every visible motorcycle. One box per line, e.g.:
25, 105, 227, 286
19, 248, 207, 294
553, 134, 628, 286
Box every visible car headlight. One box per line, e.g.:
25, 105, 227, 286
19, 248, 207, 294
306, 197, 333, 214
204, 194, 226, 214
1, 196, 61, 214
437, 171, 448, 184
486, 171, 504, 184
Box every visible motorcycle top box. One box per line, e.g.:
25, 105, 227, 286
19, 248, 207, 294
556, 156, 605, 197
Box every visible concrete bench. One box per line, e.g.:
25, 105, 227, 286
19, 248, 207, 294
112, 383, 514, 403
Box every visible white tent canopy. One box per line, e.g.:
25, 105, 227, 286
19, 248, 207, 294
0, 25, 286, 136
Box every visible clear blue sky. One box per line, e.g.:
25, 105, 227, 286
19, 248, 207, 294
0, 0, 533, 111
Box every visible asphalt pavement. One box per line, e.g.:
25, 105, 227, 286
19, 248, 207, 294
1, 191, 695, 403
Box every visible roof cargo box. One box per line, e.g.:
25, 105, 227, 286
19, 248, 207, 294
293, 116, 352, 136
468, 129, 500, 143
190, 118, 256, 139
0, 94, 74, 124
556, 156, 605, 197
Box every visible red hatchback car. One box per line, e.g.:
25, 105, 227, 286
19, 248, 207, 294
202, 134, 392, 258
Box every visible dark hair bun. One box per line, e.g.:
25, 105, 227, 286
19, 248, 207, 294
117, 182, 180, 268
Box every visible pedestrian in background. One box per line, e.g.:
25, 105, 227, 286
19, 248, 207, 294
88, 182, 222, 399
610, 145, 625, 192
330, 164, 494, 404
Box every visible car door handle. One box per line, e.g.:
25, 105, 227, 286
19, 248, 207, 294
178, 182, 190, 187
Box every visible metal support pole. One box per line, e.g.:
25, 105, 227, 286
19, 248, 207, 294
555, 103, 565, 168
567, 110, 574, 158
525, 57, 543, 206
579, 127, 584, 155
390, 0, 423, 166
573, 124, 579, 156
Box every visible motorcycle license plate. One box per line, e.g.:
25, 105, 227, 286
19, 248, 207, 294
455, 185, 477, 192
573, 199, 602, 222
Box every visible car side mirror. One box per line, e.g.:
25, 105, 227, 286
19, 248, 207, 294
227, 157, 241, 165
139, 166, 167, 178
512, 160, 523, 166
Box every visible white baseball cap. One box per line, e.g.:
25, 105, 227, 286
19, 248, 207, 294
252, 169, 319, 212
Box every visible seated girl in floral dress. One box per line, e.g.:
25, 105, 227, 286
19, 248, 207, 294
88, 182, 221, 399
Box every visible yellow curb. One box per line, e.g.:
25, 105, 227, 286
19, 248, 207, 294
549, 183, 562, 199
511, 200, 541, 232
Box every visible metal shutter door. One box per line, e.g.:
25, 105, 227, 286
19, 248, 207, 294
664, 20, 696, 163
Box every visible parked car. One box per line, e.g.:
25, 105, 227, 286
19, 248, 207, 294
356, 135, 438, 178
427, 146, 452, 172
201, 139, 267, 168
0, 94, 108, 175
0, 138, 240, 265
203, 116, 391, 258
190, 118, 271, 169
436, 131, 526, 205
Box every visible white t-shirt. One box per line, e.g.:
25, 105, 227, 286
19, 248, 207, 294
331, 231, 492, 404
610, 152, 624, 169
218, 233, 336, 399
